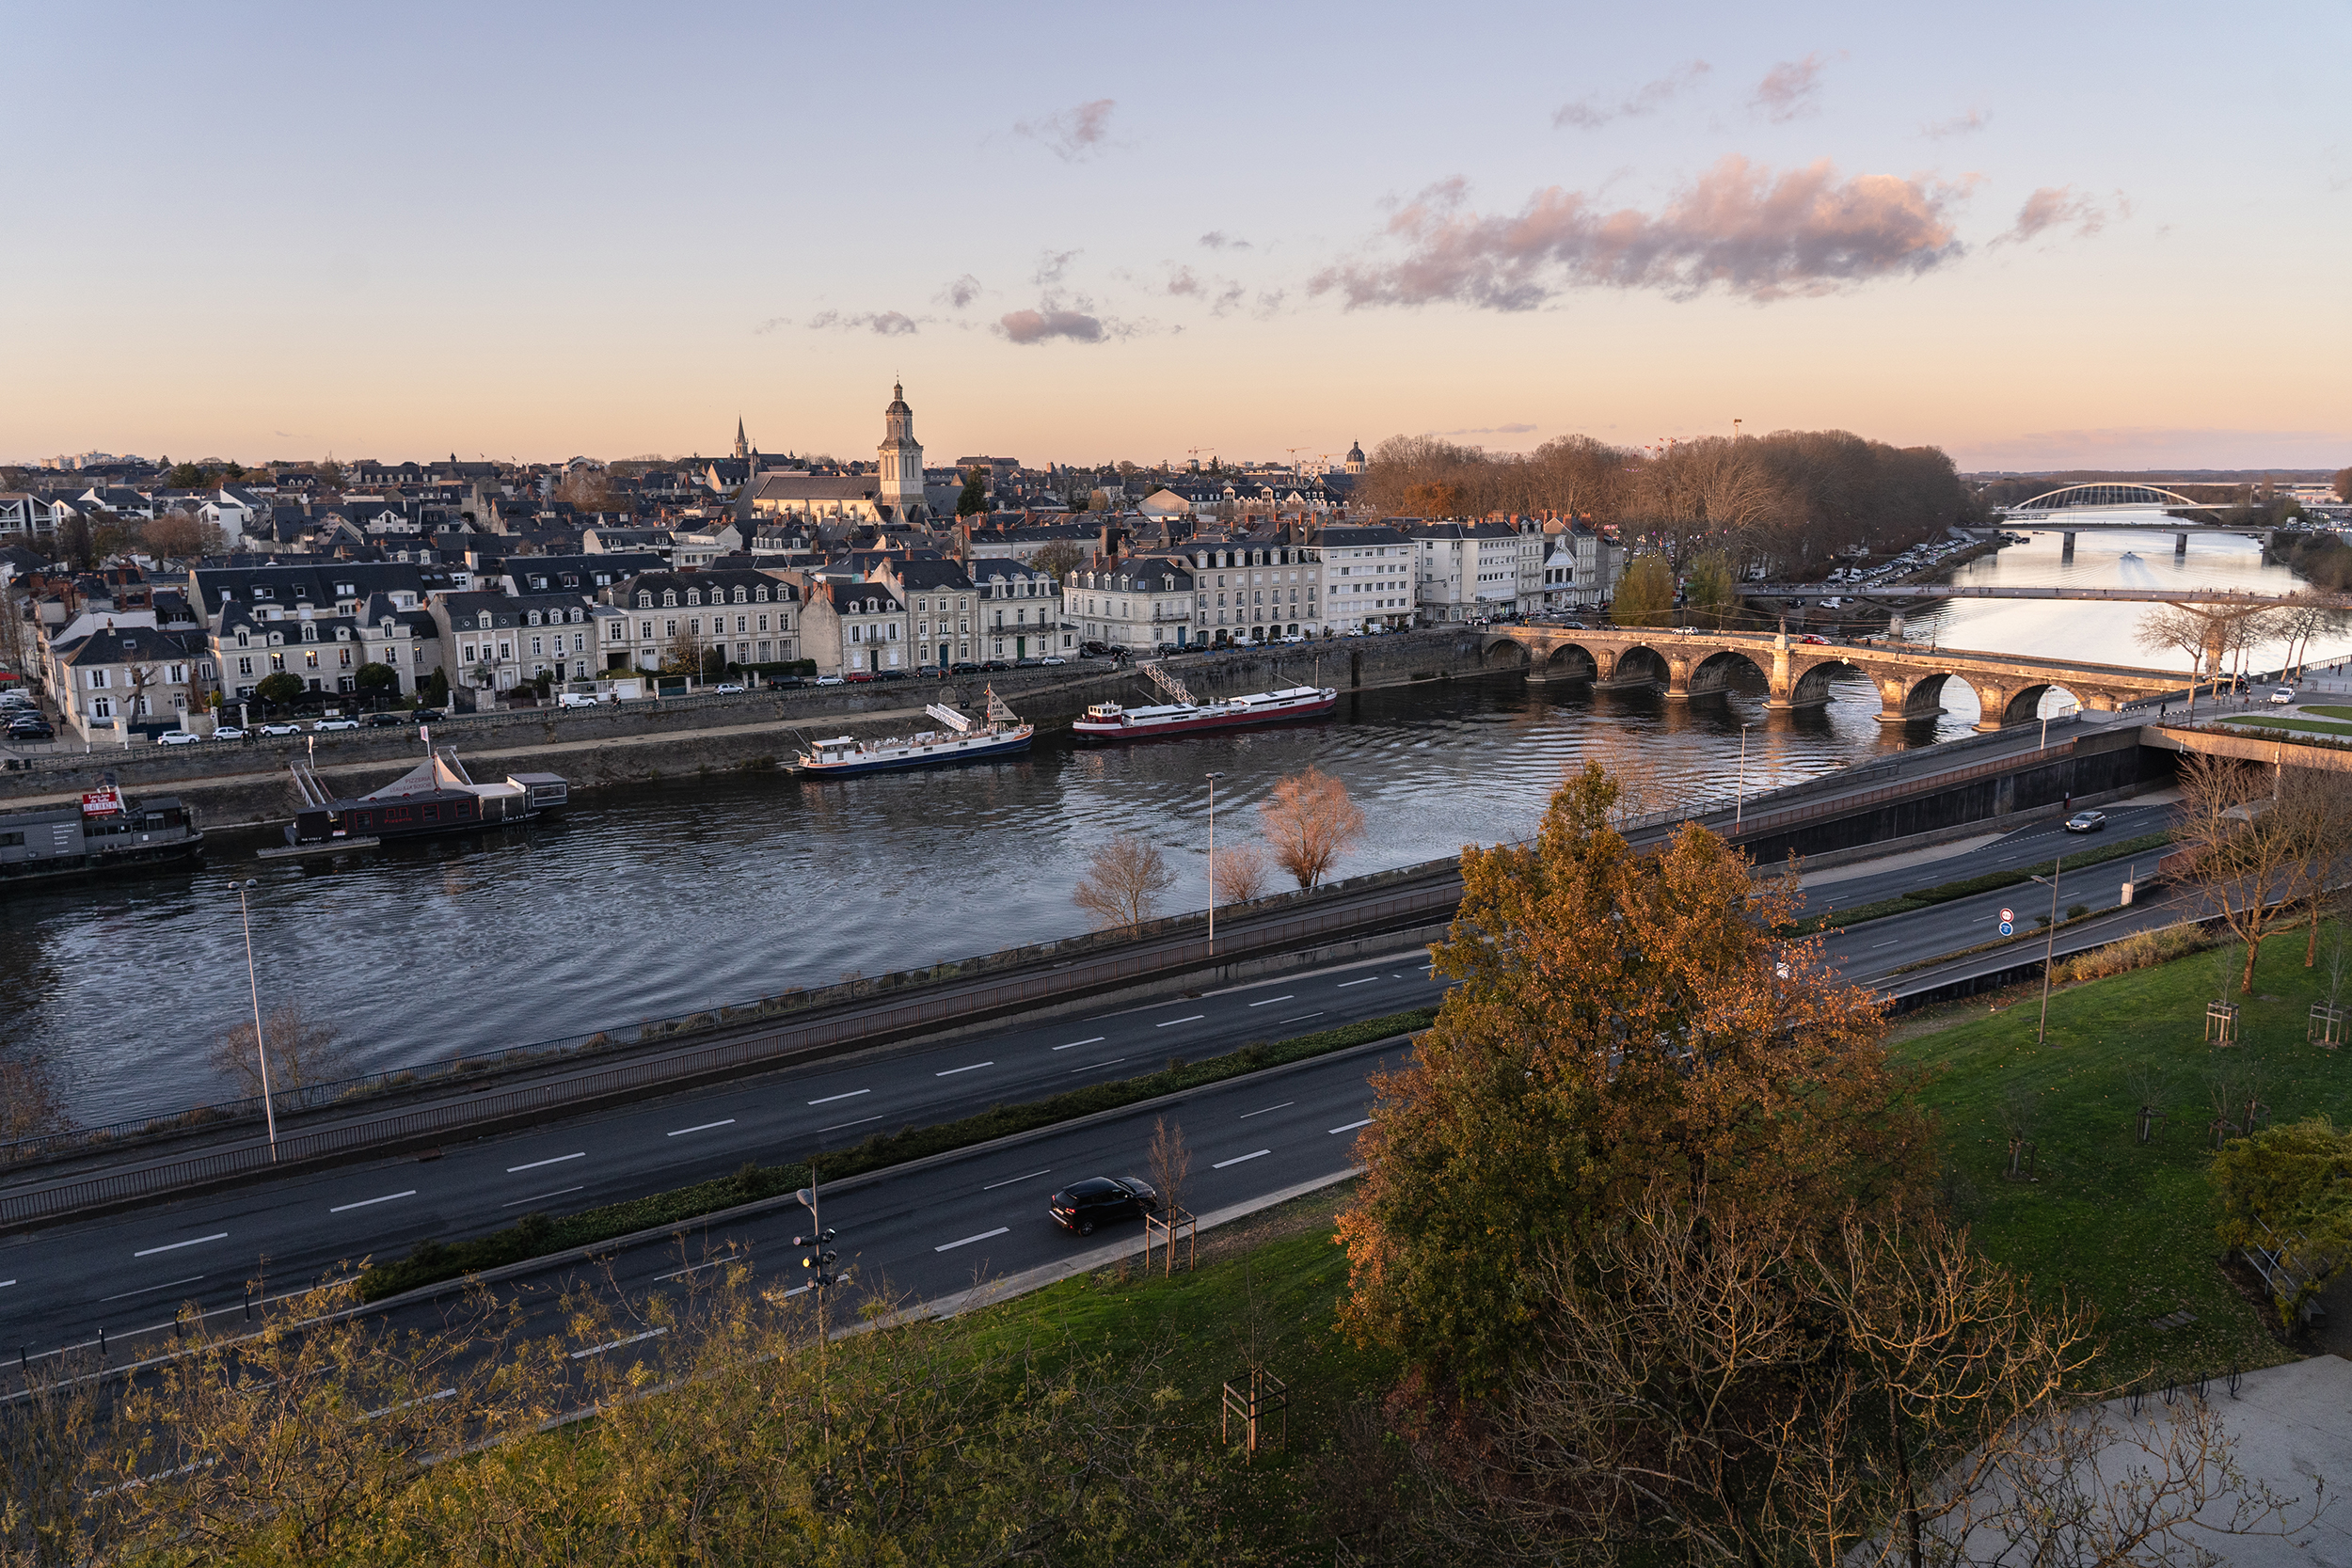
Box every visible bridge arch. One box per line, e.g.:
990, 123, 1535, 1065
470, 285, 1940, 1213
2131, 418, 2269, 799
1994, 681, 2084, 728
1481, 636, 1530, 670
2010, 482, 2218, 514
1686, 647, 1769, 696
1605, 643, 1673, 689
1788, 657, 1869, 708
1879, 670, 1968, 723
1538, 641, 1599, 681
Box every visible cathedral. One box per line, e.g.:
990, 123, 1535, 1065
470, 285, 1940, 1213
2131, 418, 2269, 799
738, 382, 932, 525
876, 381, 926, 521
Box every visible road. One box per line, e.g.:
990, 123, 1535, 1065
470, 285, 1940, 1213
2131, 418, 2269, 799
0, 951, 1445, 1378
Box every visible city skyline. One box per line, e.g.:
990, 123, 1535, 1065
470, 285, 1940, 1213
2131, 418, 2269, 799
5, 1, 2346, 471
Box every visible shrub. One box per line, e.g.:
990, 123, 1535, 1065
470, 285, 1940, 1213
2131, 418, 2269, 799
2055, 924, 2213, 984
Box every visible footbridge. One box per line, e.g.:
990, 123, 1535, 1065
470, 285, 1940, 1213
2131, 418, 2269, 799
1999, 483, 2230, 518
1482, 626, 2182, 729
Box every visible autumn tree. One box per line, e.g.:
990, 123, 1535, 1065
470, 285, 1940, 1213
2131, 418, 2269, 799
1682, 548, 1740, 628
2334, 464, 2351, 504
1336, 763, 1931, 1395
1028, 539, 1085, 586
1259, 767, 1366, 891
207, 1001, 346, 1101
1073, 832, 1177, 931
1608, 552, 1676, 627
144, 508, 224, 559
552, 467, 616, 513
0, 1057, 66, 1153
1401, 480, 1462, 518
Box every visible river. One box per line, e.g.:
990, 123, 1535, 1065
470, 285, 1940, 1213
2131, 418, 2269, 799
4, 518, 2337, 1127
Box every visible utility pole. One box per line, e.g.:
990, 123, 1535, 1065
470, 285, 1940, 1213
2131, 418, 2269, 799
232, 878, 277, 1159
1205, 771, 1223, 953
2031, 855, 2063, 1045
795, 1171, 842, 1441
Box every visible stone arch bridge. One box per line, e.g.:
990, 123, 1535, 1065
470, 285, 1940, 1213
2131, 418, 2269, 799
1482, 626, 2181, 729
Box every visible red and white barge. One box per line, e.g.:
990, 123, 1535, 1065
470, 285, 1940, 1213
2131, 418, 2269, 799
1072, 661, 1338, 741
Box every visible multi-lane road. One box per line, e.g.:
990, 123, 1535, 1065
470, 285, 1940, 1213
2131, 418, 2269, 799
2, 800, 2193, 1388
0, 953, 1447, 1375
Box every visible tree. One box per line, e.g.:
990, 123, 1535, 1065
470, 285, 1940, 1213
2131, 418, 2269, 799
2135, 602, 2233, 705
1335, 763, 1931, 1395
1682, 548, 1739, 628
2266, 593, 2348, 680
1213, 840, 1268, 905
2334, 465, 2351, 504
663, 624, 705, 676
353, 661, 398, 696
2211, 1116, 2352, 1329
2173, 752, 2312, 993
1147, 1115, 1191, 1225
421, 668, 449, 707
1259, 768, 1366, 891
0, 1058, 66, 1152
1072, 832, 1177, 931
206, 1002, 346, 1102
1609, 552, 1675, 626
1028, 540, 1085, 586
553, 467, 615, 513
1401, 481, 1462, 518
166, 460, 214, 490
144, 509, 224, 559
57, 512, 95, 570
956, 467, 990, 516
254, 671, 306, 708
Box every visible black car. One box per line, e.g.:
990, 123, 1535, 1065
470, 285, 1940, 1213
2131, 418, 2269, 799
365, 712, 411, 728
948, 661, 981, 674
1048, 1177, 1159, 1235
980, 659, 1013, 673
875, 668, 909, 682
1013, 657, 1043, 668
2062, 810, 2106, 833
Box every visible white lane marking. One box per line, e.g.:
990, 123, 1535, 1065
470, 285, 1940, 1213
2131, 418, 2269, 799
1329, 1118, 1373, 1134
654, 1259, 730, 1282
807, 1089, 870, 1105
1053, 1036, 1105, 1051
134, 1232, 227, 1259
983, 1168, 1051, 1192
1248, 995, 1295, 1007
1155, 1015, 1206, 1027
667, 1119, 737, 1137
329, 1190, 417, 1213
506, 1152, 585, 1173
361, 1388, 455, 1420
501, 1185, 583, 1208
935, 1061, 993, 1076
0, 1280, 14, 1290
102, 1274, 202, 1303
935, 1227, 1010, 1253
1870, 940, 1899, 949
770, 1283, 813, 1300
1072, 1058, 1127, 1072
818, 1114, 884, 1133
1212, 1148, 1271, 1169
1279, 1013, 1326, 1024
1337, 977, 1378, 988
570, 1327, 668, 1360
1238, 1101, 1295, 1119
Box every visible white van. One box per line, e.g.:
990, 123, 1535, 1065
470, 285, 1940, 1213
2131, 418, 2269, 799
556, 691, 603, 709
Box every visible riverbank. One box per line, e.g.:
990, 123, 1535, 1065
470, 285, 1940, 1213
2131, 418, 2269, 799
2, 630, 1494, 832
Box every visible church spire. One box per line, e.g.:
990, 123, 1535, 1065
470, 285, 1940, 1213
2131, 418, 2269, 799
734, 416, 748, 461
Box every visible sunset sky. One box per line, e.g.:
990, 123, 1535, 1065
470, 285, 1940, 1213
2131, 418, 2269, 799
6, 1, 2346, 472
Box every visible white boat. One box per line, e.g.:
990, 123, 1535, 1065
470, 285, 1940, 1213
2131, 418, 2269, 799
795, 690, 1032, 777
1073, 661, 1339, 740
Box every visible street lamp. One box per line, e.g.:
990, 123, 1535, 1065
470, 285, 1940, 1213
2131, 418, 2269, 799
1735, 721, 1753, 833
230, 878, 278, 1161
1205, 772, 1224, 952
2029, 855, 2064, 1046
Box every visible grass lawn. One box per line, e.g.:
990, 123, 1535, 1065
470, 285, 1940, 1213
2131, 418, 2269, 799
2217, 713, 2352, 737
2303, 705, 2352, 722
1888, 921, 2352, 1383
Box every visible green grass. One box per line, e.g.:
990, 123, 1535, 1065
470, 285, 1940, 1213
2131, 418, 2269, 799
2216, 713, 2352, 737
356, 1007, 1438, 1302
1801, 831, 2171, 932
2303, 705, 2352, 721
1890, 922, 2352, 1380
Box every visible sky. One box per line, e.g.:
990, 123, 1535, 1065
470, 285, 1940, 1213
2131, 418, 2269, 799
5, 1, 2347, 473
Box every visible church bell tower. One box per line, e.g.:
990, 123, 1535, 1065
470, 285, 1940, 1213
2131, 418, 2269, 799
877, 381, 925, 520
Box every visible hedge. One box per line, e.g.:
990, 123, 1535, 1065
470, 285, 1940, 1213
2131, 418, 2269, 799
355, 1006, 1438, 1303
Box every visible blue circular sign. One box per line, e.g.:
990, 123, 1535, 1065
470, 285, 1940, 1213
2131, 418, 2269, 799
1998, 921, 2014, 937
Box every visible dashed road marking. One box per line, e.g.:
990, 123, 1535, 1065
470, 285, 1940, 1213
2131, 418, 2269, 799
1329, 1118, 1373, 1134
1212, 1148, 1271, 1169
667, 1119, 737, 1137
506, 1152, 584, 1173
1248, 995, 1295, 1006
1155, 1015, 1205, 1027
502, 1186, 584, 1208
935, 1227, 1010, 1253
807, 1089, 870, 1106
134, 1233, 227, 1259
982, 1168, 1051, 1192
330, 1190, 418, 1213
935, 1062, 993, 1076
571, 1328, 667, 1360
1053, 1037, 1105, 1051
102, 1274, 202, 1303
1238, 1102, 1294, 1119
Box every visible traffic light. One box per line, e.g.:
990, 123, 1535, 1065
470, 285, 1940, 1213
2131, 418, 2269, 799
793, 1227, 840, 1288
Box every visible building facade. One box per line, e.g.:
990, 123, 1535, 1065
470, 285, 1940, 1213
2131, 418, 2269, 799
599, 569, 799, 673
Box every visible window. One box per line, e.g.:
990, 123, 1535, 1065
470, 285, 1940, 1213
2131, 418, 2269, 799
238, 656, 253, 675
87, 669, 108, 689
636, 592, 652, 608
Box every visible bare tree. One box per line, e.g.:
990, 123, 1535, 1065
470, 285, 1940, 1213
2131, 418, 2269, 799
1213, 840, 1268, 905
143, 509, 225, 560
2268, 592, 2350, 680
206, 1002, 346, 1102
2275, 766, 2352, 964
1259, 768, 1367, 891
1073, 832, 1177, 932
0, 1057, 67, 1153
2173, 753, 2310, 993
1147, 1115, 1191, 1222
2136, 604, 2226, 708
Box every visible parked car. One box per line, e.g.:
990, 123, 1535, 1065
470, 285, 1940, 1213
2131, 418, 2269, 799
948, 661, 981, 674
210, 726, 247, 741
815, 674, 846, 687
1800, 634, 1834, 645
258, 721, 303, 736
313, 718, 360, 732
2271, 687, 2296, 705
875, 669, 909, 682
154, 730, 201, 746
1040, 655, 1066, 665
365, 711, 410, 727
844, 672, 877, 683
2063, 810, 2107, 834
410, 708, 446, 722
980, 659, 1012, 672
713, 683, 746, 694
1047, 1176, 1159, 1236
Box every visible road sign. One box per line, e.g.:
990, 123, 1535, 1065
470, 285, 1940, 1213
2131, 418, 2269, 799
1999, 921, 2014, 937
1999, 908, 2013, 923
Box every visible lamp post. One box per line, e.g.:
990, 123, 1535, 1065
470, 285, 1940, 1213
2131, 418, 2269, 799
1735, 721, 1753, 833
2029, 855, 2063, 1046
231, 878, 278, 1161
1205, 771, 1223, 953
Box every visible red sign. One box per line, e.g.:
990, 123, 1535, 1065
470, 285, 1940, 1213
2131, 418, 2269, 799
81, 785, 124, 816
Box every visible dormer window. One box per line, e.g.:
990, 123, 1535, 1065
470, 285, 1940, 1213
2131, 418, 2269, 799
662, 590, 677, 608
569, 609, 582, 624
301, 625, 318, 643
527, 611, 542, 627
732, 587, 746, 604
235, 630, 248, 647
478, 611, 493, 630
269, 631, 283, 646
685, 590, 701, 607
636, 592, 651, 608
336, 627, 350, 641
755, 586, 769, 602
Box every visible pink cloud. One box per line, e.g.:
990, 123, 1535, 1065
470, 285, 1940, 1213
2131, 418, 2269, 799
1995, 186, 2112, 245
1015, 99, 1117, 162
1752, 54, 1831, 122
1310, 157, 1966, 310
1553, 61, 1710, 130
998, 309, 1105, 344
